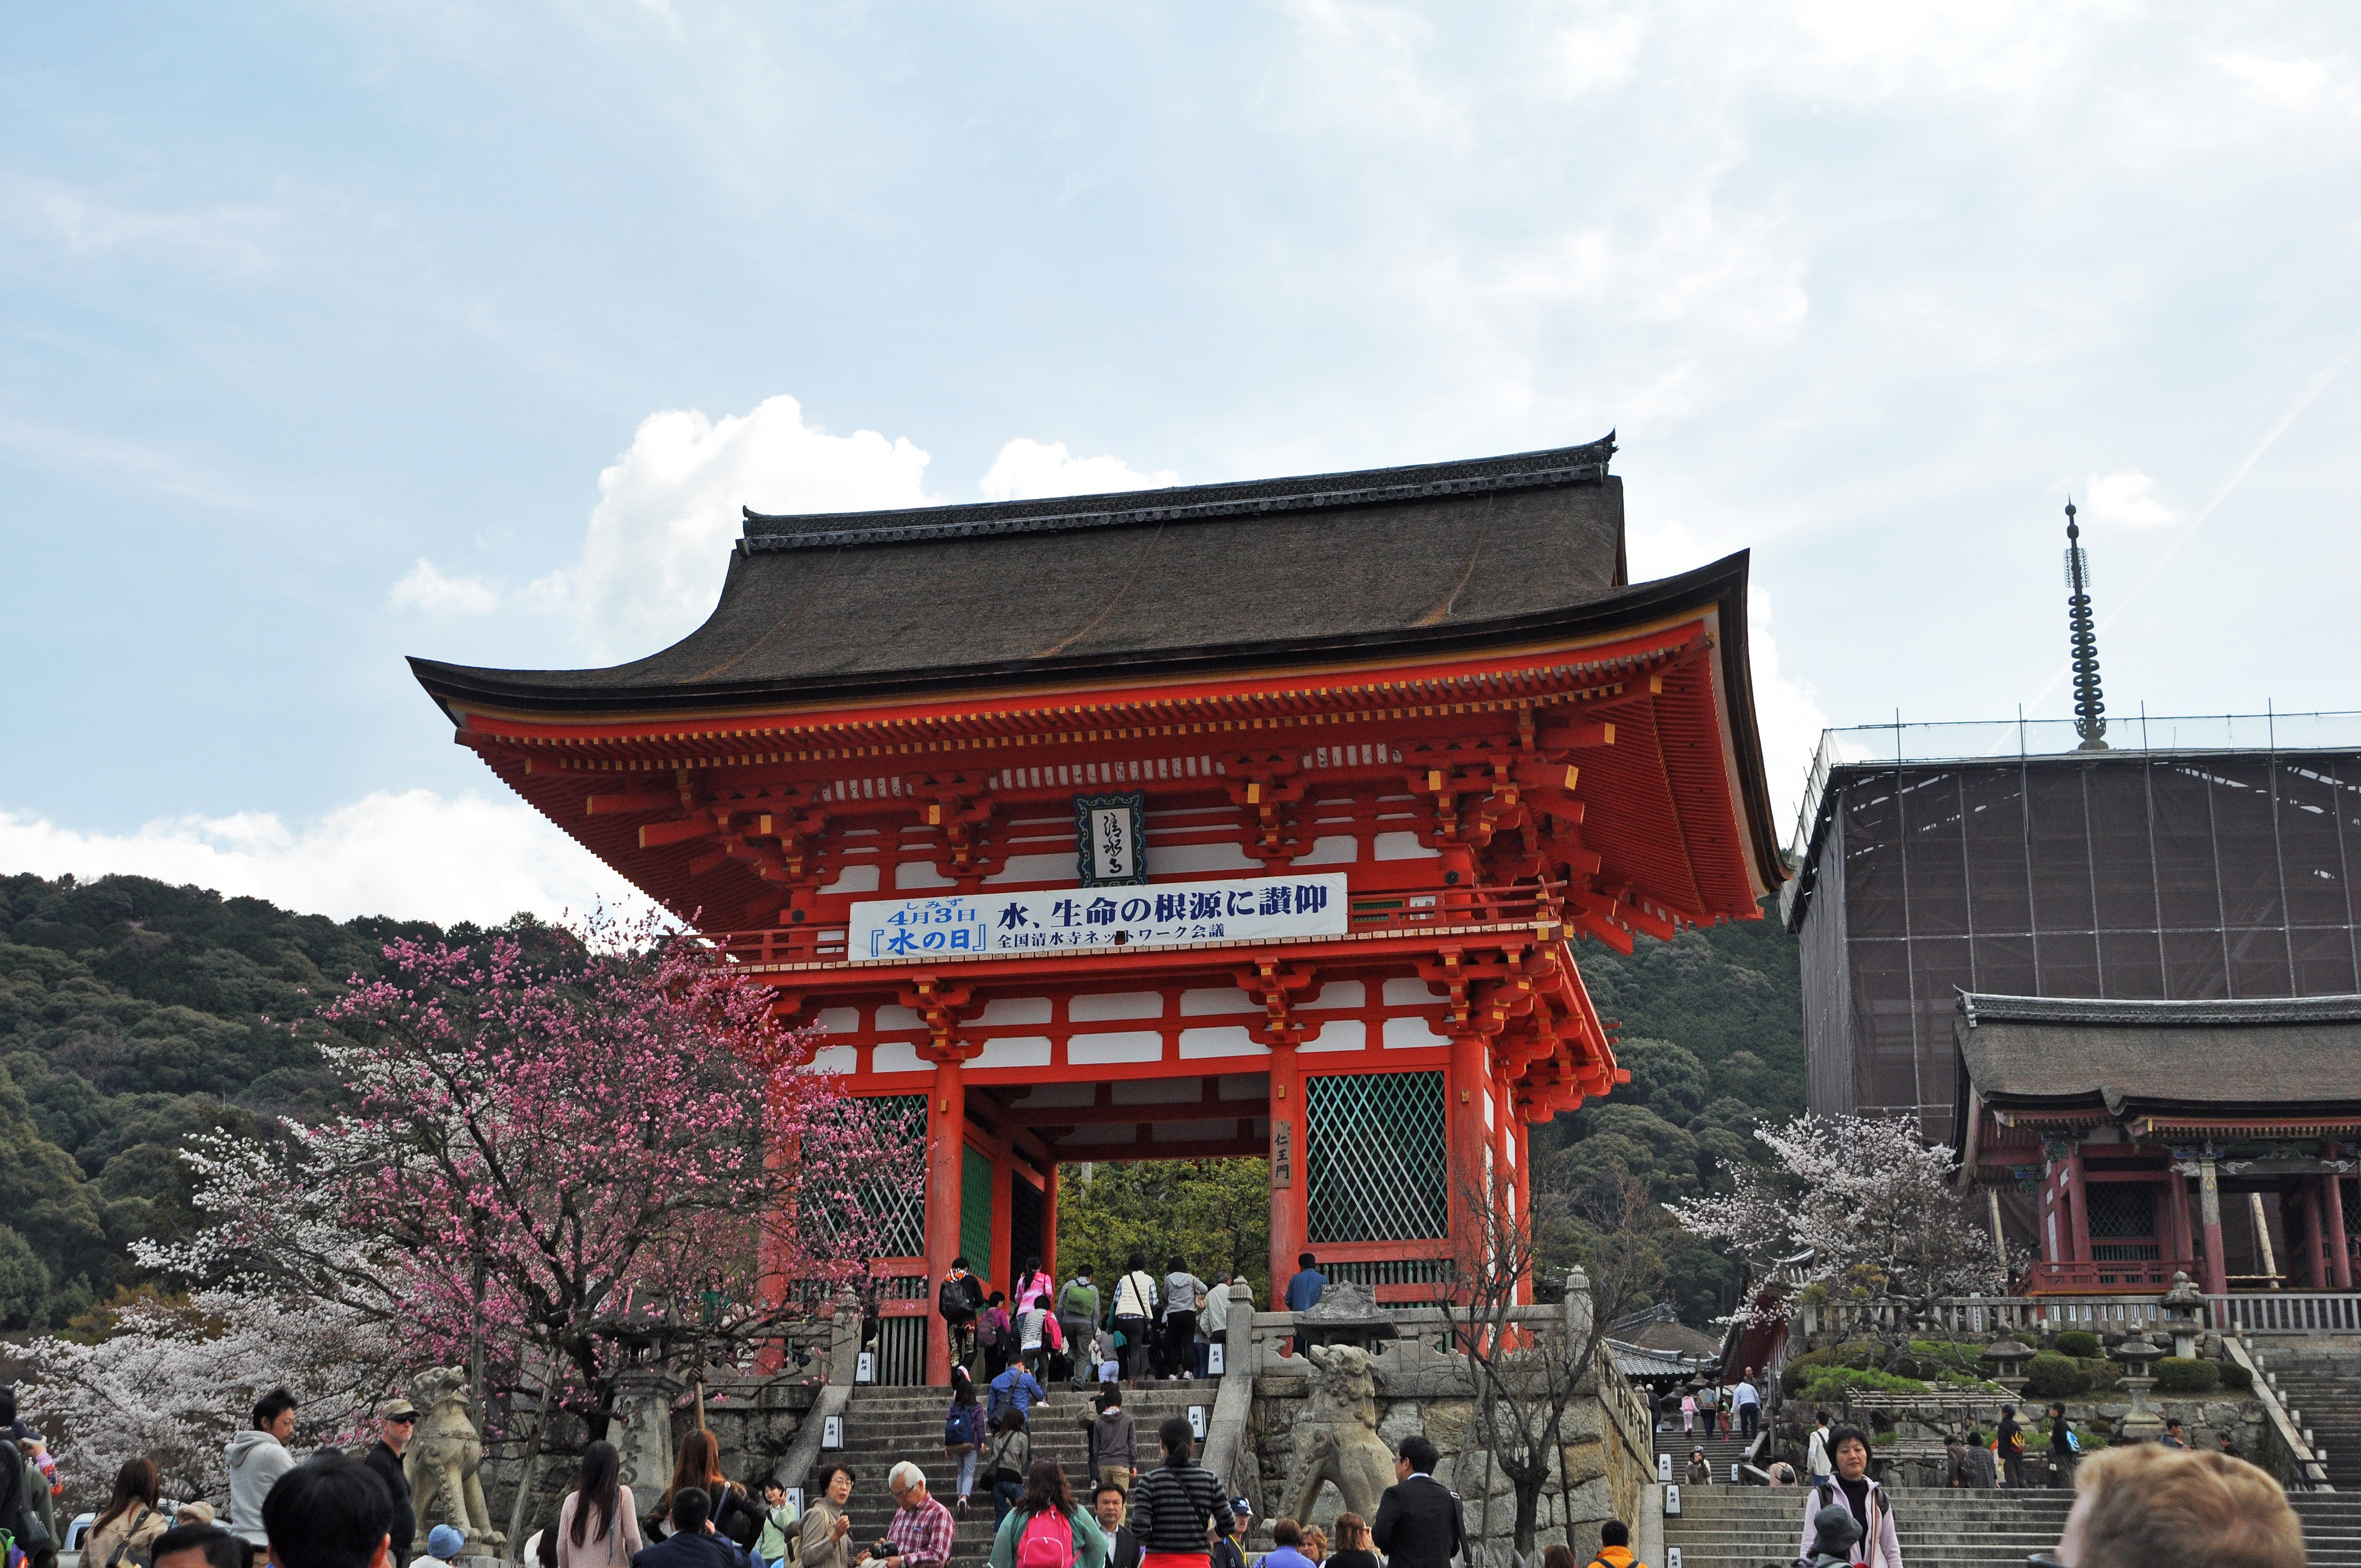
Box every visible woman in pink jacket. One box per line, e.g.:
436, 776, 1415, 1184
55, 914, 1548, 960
1797, 1427, 1903, 1568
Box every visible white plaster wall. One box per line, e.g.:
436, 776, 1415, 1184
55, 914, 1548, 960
1071, 991, 1164, 1021
1179, 1025, 1269, 1059
1068, 1031, 1164, 1064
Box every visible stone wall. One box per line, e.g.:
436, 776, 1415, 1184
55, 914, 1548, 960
1762, 1392, 2265, 1487
1233, 1275, 1647, 1559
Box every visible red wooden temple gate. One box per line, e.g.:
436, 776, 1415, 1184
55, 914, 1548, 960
412, 436, 1785, 1381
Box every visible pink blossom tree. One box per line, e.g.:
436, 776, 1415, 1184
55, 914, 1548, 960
156, 917, 923, 1443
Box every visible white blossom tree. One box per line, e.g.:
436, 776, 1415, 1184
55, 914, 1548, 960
1666, 1112, 2011, 1318
19, 1286, 397, 1513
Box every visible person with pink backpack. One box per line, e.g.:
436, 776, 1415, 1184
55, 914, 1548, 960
987, 1461, 1108, 1568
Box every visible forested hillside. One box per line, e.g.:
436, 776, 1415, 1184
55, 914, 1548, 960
0, 873, 470, 1328
1537, 906, 1808, 1321
0, 872, 1808, 1333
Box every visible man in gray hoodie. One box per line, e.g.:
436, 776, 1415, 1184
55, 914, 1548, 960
226, 1387, 301, 1547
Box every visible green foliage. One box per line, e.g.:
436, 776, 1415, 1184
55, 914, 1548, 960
2219, 1361, 2253, 1390
2023, 1352, 2092, 1397
1795, 1366, 1926, 1402
0, 1223, 50, 1327
1536, 913, 1806, 1327
2155, 1357, 2220, 1394
0, 870, 522, 1325
2052, 1330, 2099, 1358
1056, 1158, 1272, 1306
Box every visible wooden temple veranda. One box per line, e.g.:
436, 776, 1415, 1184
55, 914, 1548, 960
411, 436, 1787, 1382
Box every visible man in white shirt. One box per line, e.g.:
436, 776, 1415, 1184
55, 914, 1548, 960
1732, 1367, 1762, 1441
1807, 1411, 1833, 1483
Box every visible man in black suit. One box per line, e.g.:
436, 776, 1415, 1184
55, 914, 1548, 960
1094, 1483, 1143, 1568
1372, 1436, 1465, 1568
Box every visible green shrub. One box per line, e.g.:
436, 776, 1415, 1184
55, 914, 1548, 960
2023, 1352, 2092, 1398
2219, 1361, 2253, 1390
2052, 1331, 2100, 1358
1794, 1366, 1928, 1402
2155, 1357, 2220, 1394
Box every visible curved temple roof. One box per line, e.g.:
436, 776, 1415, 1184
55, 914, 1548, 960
409, 435, 1787, 898
410, 436, 1688, 713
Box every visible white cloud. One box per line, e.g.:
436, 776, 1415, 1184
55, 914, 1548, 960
561, 394, 937, 660
2216, 51, 2360, 113
0, 791, 656, 927
1747, 585, 1832, 837
2081, 470, 2179, 531
1551, 17, 1645, 95
978, 439, 1178, 502
389, 557, 500, 613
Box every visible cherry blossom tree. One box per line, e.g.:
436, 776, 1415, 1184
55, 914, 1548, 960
1666, 1111, 2011, 1317
19, 1286, 394, 1513
146, 918, 923, 1442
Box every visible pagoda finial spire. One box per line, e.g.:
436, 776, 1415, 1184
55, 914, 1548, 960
2064, 498, 2108, 751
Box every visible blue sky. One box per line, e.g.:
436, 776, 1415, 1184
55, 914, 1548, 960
4, 1, 2359, 922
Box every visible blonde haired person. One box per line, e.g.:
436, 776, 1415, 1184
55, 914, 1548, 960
1326, 1515, 1379, 1568
2052, 1444, 2302, 1568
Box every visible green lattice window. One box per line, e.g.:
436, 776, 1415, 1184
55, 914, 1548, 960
1306, 1071, 1448, 1243
803, 1093, 928, 1259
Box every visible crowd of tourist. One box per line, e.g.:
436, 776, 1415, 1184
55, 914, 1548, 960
0, 1270, 2320, 1568
938, 1253, 1293, 1389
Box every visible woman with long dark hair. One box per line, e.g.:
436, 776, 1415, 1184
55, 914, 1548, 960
558, 1441, 642, 1568
986, 1460, 1108, 1568
85, 1459, 167, 1568
654, 1430, 763, 1548
944, 1364, 988, 1520
1127, 1415, 1232, 1568
983, 1406, 1033, 1528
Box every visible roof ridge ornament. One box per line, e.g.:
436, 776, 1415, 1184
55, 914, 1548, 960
2064, 498, 2108, 750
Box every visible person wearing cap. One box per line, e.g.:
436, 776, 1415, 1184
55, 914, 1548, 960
366, 1398, 422, 1566
412, 1523, 469, 1568
1208, 1501, 1248, 1568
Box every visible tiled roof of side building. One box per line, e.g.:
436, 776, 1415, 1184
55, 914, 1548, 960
406, 437, 1776, 715
1952, 990, 2361, 1115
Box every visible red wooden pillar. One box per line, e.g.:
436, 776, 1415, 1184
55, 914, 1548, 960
2303, 1183, 2330, 1289
2199, 1156, 2229, 1297
2166, 1167, 2195, 1276
1448, 1033, 1490, 1285
1511, 1108, 1533, 1304
2327, 1162, 2353, 1290
1269, 1041, 1306, 1303
2065, 1147, 2092, 1266
924, 1053, 967, 1384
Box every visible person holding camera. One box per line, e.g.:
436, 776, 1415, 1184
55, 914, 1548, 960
855, 1464, 953, 1568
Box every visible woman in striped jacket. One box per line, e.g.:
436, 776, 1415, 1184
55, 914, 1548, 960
1126, 1415, 1234, 1568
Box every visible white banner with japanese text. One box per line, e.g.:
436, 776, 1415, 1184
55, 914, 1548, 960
848, 873, 1349, 962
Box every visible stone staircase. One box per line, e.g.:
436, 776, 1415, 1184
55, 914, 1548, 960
818, 1384, 1213, 1568
1660, 1428, 1757, 1487
1663, 1485, 2361, 1568
2261, 1349, 2361, 1490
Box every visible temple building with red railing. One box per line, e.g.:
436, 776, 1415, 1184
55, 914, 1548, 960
410, 434, 1786, 1382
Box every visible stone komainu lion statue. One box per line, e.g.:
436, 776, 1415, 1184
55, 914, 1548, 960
404, 1367, 505, 1549
1284, 1343, 1397, 1525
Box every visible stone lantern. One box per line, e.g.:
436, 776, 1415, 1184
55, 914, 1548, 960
2159, 1272, 2206, 1360
2110, 1327, 2166, 1439
1981, 1333, 2036, 1394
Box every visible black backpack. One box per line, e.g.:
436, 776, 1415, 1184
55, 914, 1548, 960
939, 1278, 970, 1319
